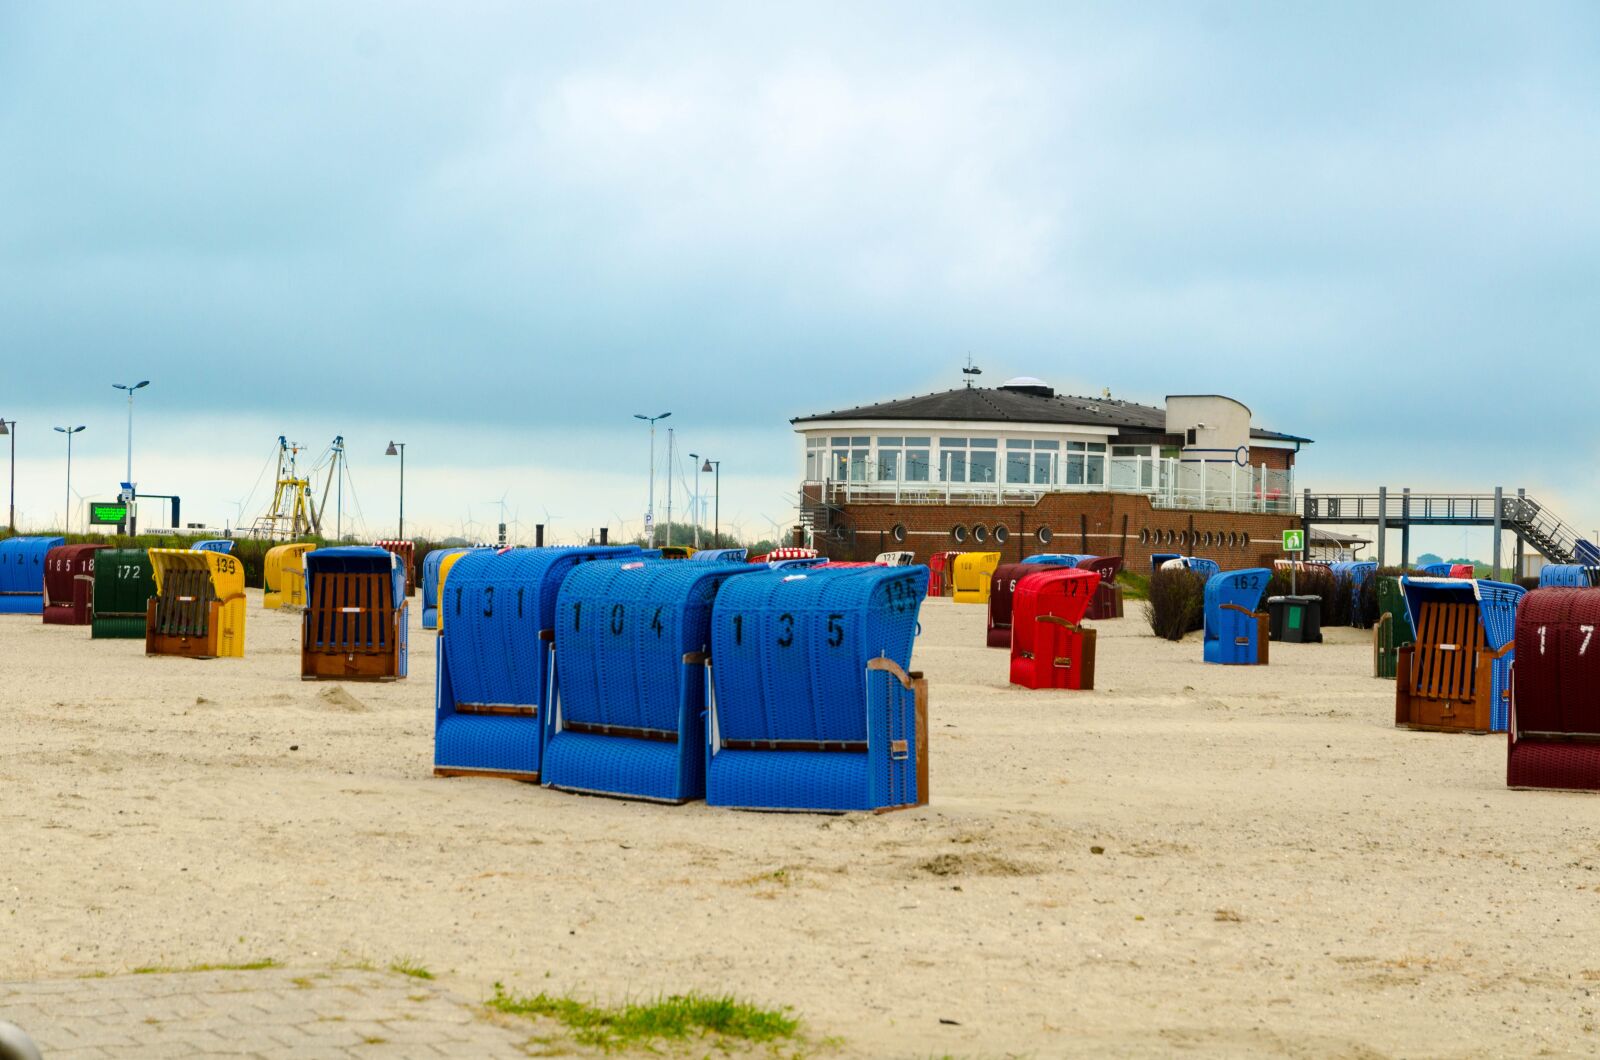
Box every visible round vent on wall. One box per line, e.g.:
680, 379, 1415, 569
952, 525, 967, 543
891, 524, 906, 543
1037, 526, 1053, 544
993, 524, 1010, 544
972, 525, 988, 544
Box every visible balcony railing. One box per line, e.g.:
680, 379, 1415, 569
805, 459, 1294, 515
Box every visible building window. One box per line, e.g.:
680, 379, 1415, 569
878, 449, 899, 481
805, 437, 825, 480
1007, 438, 1059, 486
1066, 441, 1107, 486
1111, 445, 1153, 489
905, 437, 930, 482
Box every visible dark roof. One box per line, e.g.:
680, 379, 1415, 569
792, 385, 1312, 444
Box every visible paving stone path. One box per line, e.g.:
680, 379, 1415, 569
0, 967, 536, 1058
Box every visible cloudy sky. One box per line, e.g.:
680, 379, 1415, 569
2, 1, 1595, 553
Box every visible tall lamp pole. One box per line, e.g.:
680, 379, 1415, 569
112, 380, 150, 535
633, 412, 670, 546
53, 425, 86, 534
689, 452, 702, 548
0, 418, 14, 533
701, 458, 720, 545
385, 441, 406, 539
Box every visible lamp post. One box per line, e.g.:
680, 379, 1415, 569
53, 425, 85, 534
112, 380, 150, 535
689, 452, 701, 548
633, 412, 671, 546
385, 441, 406, 540
0, 418, 14, 532
701, 457, 720, 545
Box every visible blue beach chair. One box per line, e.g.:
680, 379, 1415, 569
193, 539, 234, 555
543, 559, 758, 802
691, 548, 748, 564
420, 547, 469, 630
0, 536, 65, 615
433, 545, 639, 782
1396, 577, 1525, 732
1539, 564, 1598, 588
1203, 568, 1271, 665
706, 566, 929, 812
1024, 553, 1092, 566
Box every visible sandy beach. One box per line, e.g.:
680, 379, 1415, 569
5, 593, 1599, 1058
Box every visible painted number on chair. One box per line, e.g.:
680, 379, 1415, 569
777, 613, 795, 648
1584, 626, 1595, 655
827, 613, 844, 647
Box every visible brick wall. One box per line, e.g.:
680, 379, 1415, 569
1249, 446, 1295, 471
815, 492, 1299, 568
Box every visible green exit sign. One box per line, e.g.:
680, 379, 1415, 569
1282, 528, 1305, 553
89, 502, 128, 525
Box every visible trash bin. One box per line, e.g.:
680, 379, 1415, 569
1267, 595, 1323, 643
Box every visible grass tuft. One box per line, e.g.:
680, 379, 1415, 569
130, 958, 278, 975
487, 982, 799, 1051
389, 959, 434, 980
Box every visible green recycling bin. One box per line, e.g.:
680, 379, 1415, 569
1267, 595, 1323, 643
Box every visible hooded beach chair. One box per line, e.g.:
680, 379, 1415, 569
431, 548, 481, 631
146, 548, 247, 658
1539, 565, 1599, 588
543, 559, 758, 802
1009, 568, 1102, 690
374, 539, 416, 595
1203, 568, 1271, 665
1373, 576, 1414, 679
420, 547, 469, 629
0, 536, 65, 615
42, 543, 107, 625
691, 548, 747, 564
263, 542, 316, 610
301, 546, 408, 680
1506, 588, 1600, 790
1150, 552, 1182, 572
951, 552, 1002, 604
91, 548, 157, 638
875, 551, 915, 566
1078, 556, 1125, 620
1418, 562, 1455, 577
987, 562, 1069, 648
927, 550, 960, 596
193, 539, 234, 555
705, 565, 929, 812
434, 545, 640, 782
1395, 577, 1525, 733
1025, 553, 1091, 566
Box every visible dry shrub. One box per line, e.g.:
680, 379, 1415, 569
1145, 568, 1206, 640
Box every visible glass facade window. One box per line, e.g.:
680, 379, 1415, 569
906, 437, 930, 481
1006, 438, 1058, 485
878, 449, 899, 481
941, 449, 967, 482
969, 449, 996, 483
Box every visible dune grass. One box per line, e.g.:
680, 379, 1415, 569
389, 958, 435, 980
487, 982, 799, 1051
130, 958, 278, 975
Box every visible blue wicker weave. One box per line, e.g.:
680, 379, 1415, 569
420, 547, 470, 629
543, 559, 758, 802
1399, 577, 1526, 731
0, 536, 64, 615
1203, 568, 1270, 664
705, 565, 927, 812
193, 539, 234, 554
1539, 564, 1598, 588
691, 548, 748, 563
1023, 553, 1092, 566
1418, 562, 1454, 577
434, 545, 640, 779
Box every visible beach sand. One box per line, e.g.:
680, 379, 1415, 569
4, 592, 1599, 1057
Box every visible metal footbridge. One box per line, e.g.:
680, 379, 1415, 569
1300, 488, 1599, 577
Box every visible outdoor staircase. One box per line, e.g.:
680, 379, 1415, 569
1505, 497, 1600, 565
798, 492, 844, 541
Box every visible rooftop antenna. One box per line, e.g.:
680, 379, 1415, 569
962, 353, 983, 387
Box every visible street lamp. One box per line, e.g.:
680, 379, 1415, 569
385, 441, 406, 540
701, 457, 720, 545
0, 418, 14, 533
53, 425, 86, 534
112, 379, 150, 535
633, 412, 671, 546
689, 452, 701, 548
